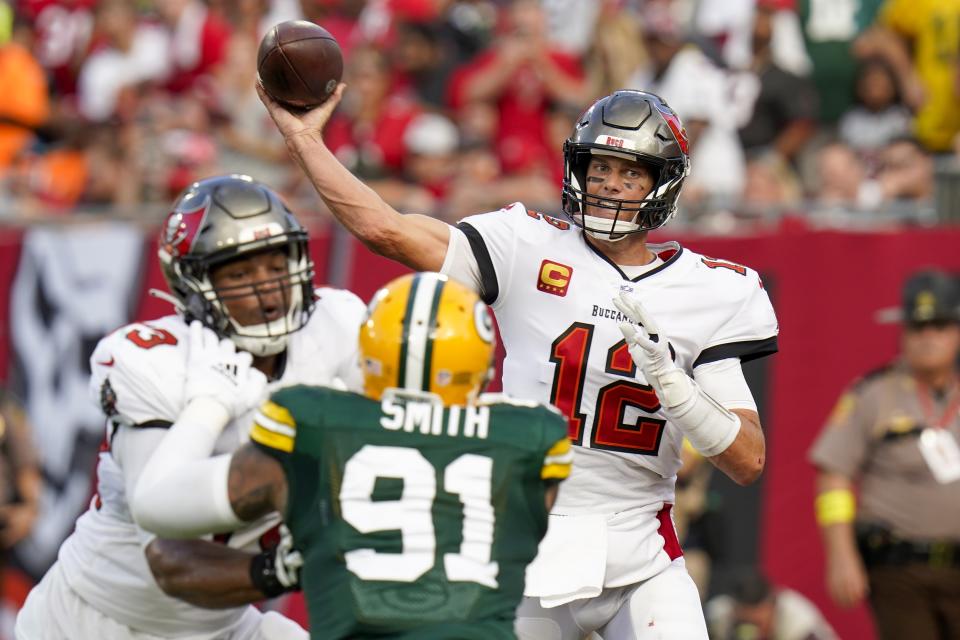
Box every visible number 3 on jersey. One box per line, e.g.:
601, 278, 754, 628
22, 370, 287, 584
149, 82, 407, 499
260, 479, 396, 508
549, 322, 666, 455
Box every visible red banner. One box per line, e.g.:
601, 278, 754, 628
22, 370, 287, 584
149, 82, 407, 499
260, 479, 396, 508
3, 222, 960, 639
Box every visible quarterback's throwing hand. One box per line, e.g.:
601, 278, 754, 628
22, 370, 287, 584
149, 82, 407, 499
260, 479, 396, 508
186, 321, 268, 418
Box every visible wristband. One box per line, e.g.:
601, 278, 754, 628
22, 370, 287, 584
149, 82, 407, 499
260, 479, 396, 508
250, 549, 300, 598
815, 488, 856, 526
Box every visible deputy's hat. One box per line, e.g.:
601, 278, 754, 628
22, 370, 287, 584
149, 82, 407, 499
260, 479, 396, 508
901, 270, 960, 325
876, 270, 960, 325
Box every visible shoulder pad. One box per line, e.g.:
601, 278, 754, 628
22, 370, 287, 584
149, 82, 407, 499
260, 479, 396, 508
89, 317, 187, 426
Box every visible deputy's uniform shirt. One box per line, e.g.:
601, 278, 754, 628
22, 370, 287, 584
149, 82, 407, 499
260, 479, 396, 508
251, 386, 572, 640
54, 288, 365, 638
809, 363, 960, 540
442, 202, 778, 600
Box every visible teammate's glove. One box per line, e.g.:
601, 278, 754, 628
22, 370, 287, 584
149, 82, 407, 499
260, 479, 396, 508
250, 525, 303, 598
613, 292, 740, 457
185, 320, 268, 419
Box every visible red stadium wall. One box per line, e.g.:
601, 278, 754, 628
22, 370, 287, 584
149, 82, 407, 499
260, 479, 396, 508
3, 223, 960, 639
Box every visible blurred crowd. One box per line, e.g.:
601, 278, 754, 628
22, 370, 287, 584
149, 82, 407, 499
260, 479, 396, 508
0, 0, 958, 228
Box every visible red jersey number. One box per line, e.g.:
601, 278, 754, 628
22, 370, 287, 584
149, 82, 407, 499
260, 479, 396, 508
125, 326, 178, 349
549, 323, 665, 455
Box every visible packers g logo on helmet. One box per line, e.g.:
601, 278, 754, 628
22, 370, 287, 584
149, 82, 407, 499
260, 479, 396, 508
359, 273, 496, 405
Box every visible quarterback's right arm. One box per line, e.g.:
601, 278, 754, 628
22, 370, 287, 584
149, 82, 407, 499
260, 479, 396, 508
258, 83, 450, 272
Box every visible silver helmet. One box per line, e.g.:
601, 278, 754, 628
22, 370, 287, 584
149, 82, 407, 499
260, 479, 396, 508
158, 175, 315, 356
562, 90, 690, 239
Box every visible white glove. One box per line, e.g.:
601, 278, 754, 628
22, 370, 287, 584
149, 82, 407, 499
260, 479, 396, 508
612, 292, 692, 410
613, 292, 740, 457
185, 321, 268, 418
274, 524, 303, 589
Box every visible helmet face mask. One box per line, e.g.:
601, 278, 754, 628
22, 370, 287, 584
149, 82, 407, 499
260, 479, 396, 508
359, 273, 496, 406
159, 175, 316, 356
562, 90, 690, 240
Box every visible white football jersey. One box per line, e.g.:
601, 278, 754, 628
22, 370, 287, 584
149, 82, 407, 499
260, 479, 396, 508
55, 287, 365, 637
444, 203, 778, 589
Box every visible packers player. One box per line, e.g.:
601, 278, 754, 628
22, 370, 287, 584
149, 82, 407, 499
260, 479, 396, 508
132, 272, 572, 639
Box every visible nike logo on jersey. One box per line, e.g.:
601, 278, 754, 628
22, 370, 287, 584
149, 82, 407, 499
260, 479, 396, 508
538, 260, 572, 297
97, 356, 116, 367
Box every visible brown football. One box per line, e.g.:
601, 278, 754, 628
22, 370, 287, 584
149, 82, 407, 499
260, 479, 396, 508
257, 21, 343, 109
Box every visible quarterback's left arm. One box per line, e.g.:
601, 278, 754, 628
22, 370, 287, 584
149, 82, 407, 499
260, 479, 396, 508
614, 294, 767, 485
710, 409, 764, 485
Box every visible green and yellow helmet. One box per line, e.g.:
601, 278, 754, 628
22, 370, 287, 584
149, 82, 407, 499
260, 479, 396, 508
359, 273, 496, 405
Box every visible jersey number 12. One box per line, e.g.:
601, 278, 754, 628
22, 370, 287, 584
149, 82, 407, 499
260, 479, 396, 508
550, 322, 666, 455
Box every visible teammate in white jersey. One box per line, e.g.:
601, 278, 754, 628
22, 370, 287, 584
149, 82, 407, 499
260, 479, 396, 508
258, 86, 778, 638
16, 175, 366, 640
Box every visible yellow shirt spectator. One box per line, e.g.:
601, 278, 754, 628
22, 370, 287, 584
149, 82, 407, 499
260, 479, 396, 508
881, 0, 960, 151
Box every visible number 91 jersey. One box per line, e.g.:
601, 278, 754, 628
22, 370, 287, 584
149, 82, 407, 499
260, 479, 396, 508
451, 203, 778, 516
250, 385, 571, 639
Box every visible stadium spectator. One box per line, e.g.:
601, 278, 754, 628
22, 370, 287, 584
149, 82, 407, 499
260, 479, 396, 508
811, 140, 871, 210
5, 124, 140, 213
838, 57, 912, 158
324, 44, 421, 178
211, 19, 291, 188
17, 0, 94, 97
391, 20, 457, 110
402, 111, 459, 200
810, 270, 960, 639
855, 0, 960, 152
733, 3, 818, 164
870, 137, 935, 207
75, 0, 168, 123
0, 389, 41, 570
581, 0, 648, 99
705, 570, 839, 640
740, 151, 803, 216
630, 1, 746, 208
447, 0, 588, 178
0, 12, 49, 171
796, 0, 885, 125
154, 0, 232, 95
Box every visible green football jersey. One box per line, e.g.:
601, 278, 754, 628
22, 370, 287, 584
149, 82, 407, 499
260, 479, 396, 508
250, 386, 571, 640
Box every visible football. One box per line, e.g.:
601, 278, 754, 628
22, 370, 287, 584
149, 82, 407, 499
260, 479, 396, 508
257, 20, 343, 110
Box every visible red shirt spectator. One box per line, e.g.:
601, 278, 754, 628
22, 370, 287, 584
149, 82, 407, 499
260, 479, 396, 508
17, 0, 96, 95
323, 45, 421, 177
446, 0, 587, 175
155, 0, 231, 94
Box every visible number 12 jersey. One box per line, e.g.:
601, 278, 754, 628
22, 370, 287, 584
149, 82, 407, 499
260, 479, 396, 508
444, 203, 778, 591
